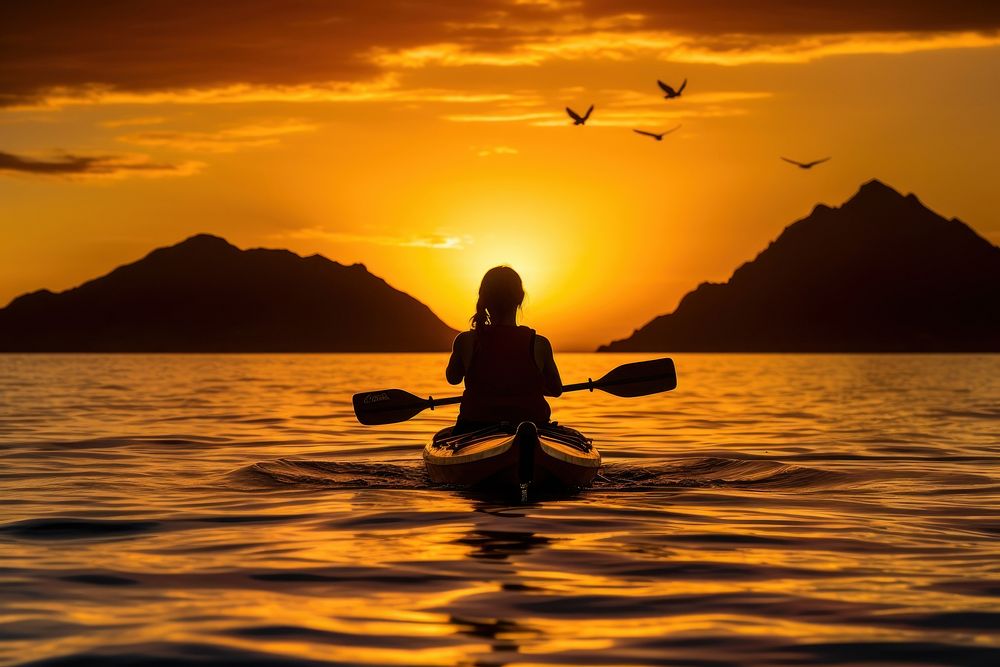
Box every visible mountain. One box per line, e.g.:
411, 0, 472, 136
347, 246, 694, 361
599, 180, 1000, 352
0, 234, 458, 352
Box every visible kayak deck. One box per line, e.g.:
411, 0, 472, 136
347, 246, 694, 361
423, 421, 601, 490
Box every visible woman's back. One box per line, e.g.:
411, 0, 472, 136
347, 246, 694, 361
459, 325, 550, 425
446, 266, 562, 431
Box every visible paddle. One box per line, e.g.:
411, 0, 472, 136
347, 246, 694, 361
352, 357, 677, 426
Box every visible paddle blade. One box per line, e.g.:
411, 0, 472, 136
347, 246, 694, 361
352, 389, 429, 425
595, 357, 677, 398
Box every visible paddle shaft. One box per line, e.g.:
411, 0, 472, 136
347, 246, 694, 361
425, 373, 649, 409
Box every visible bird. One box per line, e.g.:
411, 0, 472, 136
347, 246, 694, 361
633, 125, 681, 141
781, 156, 831, 170
657, 78, 687, 99
566, 105, 594, 125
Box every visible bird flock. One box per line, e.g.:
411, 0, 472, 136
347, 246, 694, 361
567, 78, 831, 170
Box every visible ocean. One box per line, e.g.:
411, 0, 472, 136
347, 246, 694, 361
1, 353, 998, 666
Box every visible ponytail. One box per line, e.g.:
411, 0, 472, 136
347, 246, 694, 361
470, 297, 489, 330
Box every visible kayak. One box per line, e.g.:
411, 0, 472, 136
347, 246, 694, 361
423, 421, 601, 492
424, 422, 600, 491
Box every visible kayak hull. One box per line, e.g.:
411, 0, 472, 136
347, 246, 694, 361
423, 422, 600, 489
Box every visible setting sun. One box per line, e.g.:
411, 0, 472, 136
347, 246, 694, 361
3, 2, 998, 350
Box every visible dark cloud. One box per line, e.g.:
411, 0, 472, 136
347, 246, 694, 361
0, 150, 196, 178
0, 0, 515, 106
2, 1, 998, 106
583, 1, 1000, 35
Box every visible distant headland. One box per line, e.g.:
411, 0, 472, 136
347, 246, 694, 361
3, 180, 998, 354
599, 179, 1000, 352
0, 234, 458, 352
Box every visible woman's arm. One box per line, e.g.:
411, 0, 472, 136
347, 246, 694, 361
535, 335, 563, 397
446, 332, 469, 385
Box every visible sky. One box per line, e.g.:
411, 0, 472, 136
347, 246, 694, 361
1, 1, 999, 350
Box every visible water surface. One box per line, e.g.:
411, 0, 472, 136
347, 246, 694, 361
1, 354, 998, 666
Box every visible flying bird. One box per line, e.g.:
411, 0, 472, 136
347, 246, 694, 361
633, 125, 681, 141
657, 79, 687, 99
781, 156, 831, 170
566, 105, 594, 125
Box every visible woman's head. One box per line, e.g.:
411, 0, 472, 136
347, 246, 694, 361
471, 266, 524, 330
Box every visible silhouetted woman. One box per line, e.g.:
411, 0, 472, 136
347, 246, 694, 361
446, 266, 562, 434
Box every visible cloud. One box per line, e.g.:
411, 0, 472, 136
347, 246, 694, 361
579, 1, 1000, 35
446, 112, 555, 123
284, 227, 470, 250
605, 90, 773, 106
445, 89, 771, 125
530, 107, 750, 127
667, 30, 1000, 66
117, 119, 320, 153
10, 79, 519, 112
100, 116, 167, 128
0, 150, 201, 179
11, 79, 401, 111
474, 145, 520, 157
376, 29, 1000, 69
2, 1, 998, 108
402, 235, 468, 249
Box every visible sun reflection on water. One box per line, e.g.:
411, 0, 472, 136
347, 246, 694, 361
0, 354, 998, 665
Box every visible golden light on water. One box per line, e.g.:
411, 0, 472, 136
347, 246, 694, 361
1, 354, 998, 665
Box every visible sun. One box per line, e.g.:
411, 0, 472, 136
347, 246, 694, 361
443, 192, 579, 306
458, 236, 550, 309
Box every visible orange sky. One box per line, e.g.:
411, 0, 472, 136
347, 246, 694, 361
2, 2, 999, 349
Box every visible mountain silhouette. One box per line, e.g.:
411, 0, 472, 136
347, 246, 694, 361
599, 180, 1000, 352
0, 234, 458, 352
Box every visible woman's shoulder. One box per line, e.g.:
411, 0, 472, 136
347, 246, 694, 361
527, 330, 553, 350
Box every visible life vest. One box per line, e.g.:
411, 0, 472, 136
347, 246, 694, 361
459, 325, 551, 425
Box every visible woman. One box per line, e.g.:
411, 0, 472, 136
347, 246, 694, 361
446, 266, 562, 434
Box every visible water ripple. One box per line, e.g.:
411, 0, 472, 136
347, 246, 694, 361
0, 353, 998, 667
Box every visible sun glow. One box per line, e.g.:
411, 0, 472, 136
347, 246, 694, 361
442, 194, 582, 325
460, 236, 551, 316
3, 2, 1000, 351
